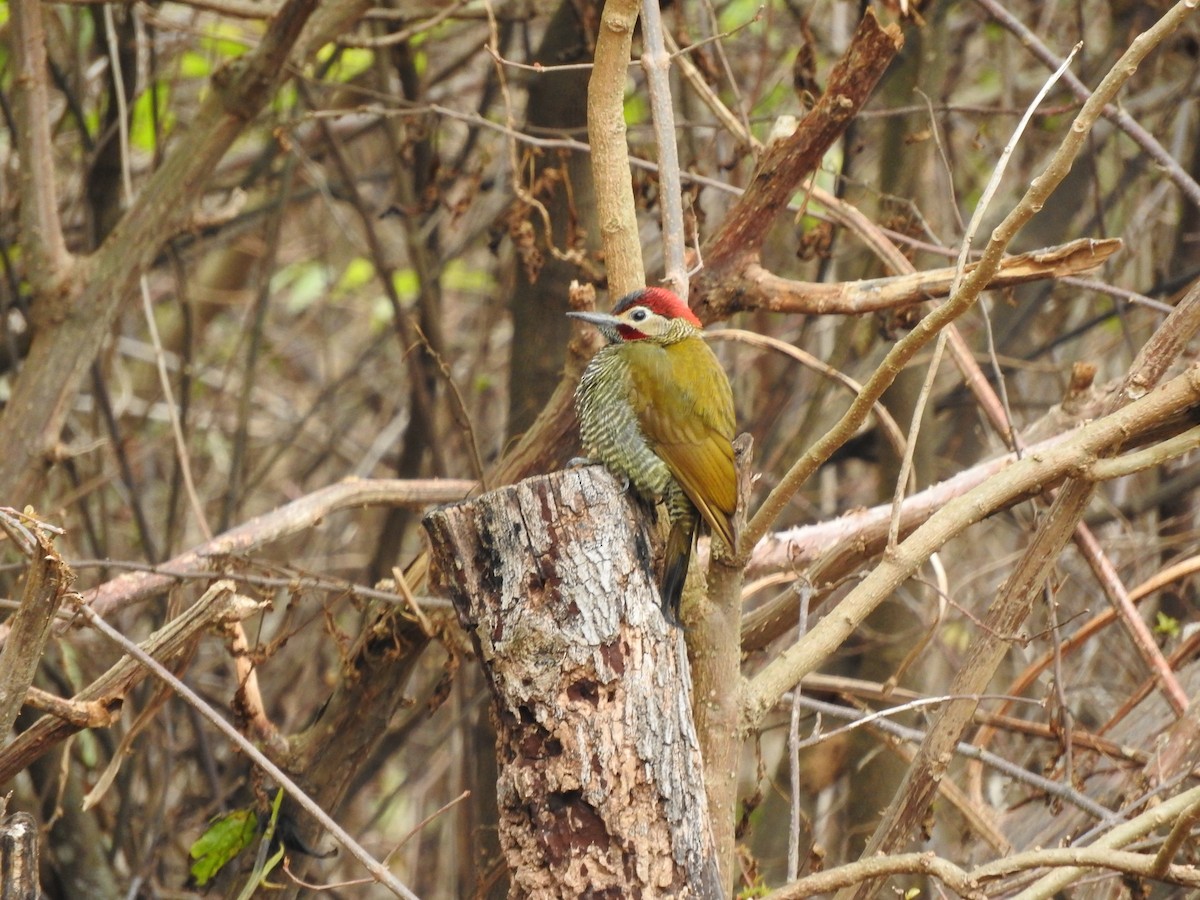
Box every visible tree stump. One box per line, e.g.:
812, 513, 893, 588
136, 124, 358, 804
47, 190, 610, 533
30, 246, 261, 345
424, 466, 721, 898
0, 813, 38, 900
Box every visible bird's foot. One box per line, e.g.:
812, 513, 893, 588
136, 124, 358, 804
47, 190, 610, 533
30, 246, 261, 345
570, 458, 631, 492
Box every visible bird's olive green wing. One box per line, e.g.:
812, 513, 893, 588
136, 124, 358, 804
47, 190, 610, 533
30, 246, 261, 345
626, 340, 737, 549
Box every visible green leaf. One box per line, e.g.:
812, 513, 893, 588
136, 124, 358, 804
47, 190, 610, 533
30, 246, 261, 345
273, 260, 331, 313
336, 257, 376, 295
1155, 611, 1181, 639
392, 267, 419, 302
189, 808, 258, 886
443, 259, 496, 294
179, 51, 212, 79
317, 44, 375, 82
131, 87, 174, 151
623, 91, 647, 126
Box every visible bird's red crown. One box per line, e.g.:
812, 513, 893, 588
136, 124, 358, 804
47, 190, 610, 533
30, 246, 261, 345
613, 287, 702, 328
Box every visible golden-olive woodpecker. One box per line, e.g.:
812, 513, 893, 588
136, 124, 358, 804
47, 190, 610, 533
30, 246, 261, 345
568, 287, 737, 621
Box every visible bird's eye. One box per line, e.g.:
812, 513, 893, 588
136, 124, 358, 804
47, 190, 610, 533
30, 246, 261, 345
631, 308, 648, 322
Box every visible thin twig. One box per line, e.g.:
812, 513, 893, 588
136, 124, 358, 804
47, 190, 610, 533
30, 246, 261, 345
340, 0, 469, 48
743, 364, 1200, 727
1072, 524, 1189, 714
706, 329, 907, 458
974, 0, 1200, 209
72, 598, 420, 900
639, 0, 688, 298
103, 4, 214, 542
891, 41, 1080, 550
1013, 782, 1200, 898
791, 695, 1111, 820
72, 478, 475, 624
786, 581, 811, 882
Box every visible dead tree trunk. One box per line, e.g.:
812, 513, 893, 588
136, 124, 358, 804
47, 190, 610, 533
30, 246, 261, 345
424, 467, 722, 898
0, 813, 38, 900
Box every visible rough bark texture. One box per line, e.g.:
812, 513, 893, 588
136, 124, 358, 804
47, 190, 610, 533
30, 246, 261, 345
693, 9, 904, 321
0, 813, 38, 900
0, 521, 72, 740
425, 467, 722, 898
587, 0, 644, 298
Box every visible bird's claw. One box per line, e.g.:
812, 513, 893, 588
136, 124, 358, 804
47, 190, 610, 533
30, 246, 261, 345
568, 458, 630, 492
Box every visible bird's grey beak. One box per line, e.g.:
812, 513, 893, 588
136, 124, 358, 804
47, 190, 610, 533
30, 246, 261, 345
566, 310, 619, 328
567, 309, 623, 343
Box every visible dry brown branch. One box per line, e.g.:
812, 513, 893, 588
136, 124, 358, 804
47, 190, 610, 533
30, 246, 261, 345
763, 844, 1200, 900
730, 237, 1119, 315
738, 416, 1082, 651
71, 589, 420, 900
9, 0, 74, 299
0, 512, 73, 739
763, 851, 980, 899
802, 673, 1152, 765
975, 0, 1200, 208
280, 602, 440, 897
741, 2, 1196, 629
0, 581, 261, 785
668, 40, 1043, 453
1011, 781, 1200, 898
78, 478, 474, 622
695, 10, 904, 312
744, 362, 1200, 729
986, 552, 1200, 724
21, 687, 119, 729
51, 0, 282, 17
588, 0, 645, 297
796, 693, 1110, 824
846, 48, 1200, 874
1072, 523, 1189, 713
226, 618, 287, 758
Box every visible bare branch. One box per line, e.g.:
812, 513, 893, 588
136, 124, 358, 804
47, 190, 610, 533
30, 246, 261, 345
743, 362, 1200, 728
0, 581, 261, 784
69, 590, 421, 900
588, 0, 645, 297
74, 479, 475, 623
639, 0, 687, 297
696, 10, 903, 304
9, 0, 74, 300
0, 511, 73, 738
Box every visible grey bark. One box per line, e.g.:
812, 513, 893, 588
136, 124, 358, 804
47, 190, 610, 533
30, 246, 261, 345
0, 813, 39, 900
425, 466, 723, 898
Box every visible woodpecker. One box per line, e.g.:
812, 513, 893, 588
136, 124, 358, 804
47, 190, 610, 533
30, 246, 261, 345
568, 287, 737, 621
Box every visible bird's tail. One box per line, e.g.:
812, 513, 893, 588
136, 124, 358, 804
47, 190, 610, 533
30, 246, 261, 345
661, 512, 697, 624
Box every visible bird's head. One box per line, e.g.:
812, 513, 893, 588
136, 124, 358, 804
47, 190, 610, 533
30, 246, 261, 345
567, 287, 701, 344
